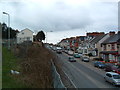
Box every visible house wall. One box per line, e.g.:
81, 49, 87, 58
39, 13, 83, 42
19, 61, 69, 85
17, 29, 33, 43
96, 34, 110, 57
105, 43, 117, 51
59, 41, 69, 48
117, 44, 120, 54
101, 43, 118, 62
101, 43, 117, 52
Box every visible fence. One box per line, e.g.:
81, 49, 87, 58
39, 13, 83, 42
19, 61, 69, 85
2, 39, 17, 47
51, 60, 66, 89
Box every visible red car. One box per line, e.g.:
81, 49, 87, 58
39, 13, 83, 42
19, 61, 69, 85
111, 65, 120, 74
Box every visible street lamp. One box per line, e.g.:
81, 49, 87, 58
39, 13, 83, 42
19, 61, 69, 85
3, 12, 10, 49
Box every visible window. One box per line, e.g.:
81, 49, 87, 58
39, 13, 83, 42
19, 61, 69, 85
104, 45, 106, 50
111, 44, 115, 50
84, 49, 87, 53
113, 75, 120, 79
106, 73, 112, 77
26, 37, 30, 41
106, 73, 109, 77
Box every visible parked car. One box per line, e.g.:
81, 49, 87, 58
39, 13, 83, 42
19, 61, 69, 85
104, 72, 120, 86
104, 63, 114, 72
56, 47, 62, 54
64, 50, 68, 53
82, 57, 90, 62
56, 49, 62, 54
93, 58, 103, 61
111, 65, 120, 74
78, 53, 83, 57
68, 51, 74, 56
73, 53, 80, 58
94, 61, 106, 69
68, 57, 76, 62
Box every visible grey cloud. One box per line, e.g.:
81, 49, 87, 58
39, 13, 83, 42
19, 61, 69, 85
0, 0, 117, 33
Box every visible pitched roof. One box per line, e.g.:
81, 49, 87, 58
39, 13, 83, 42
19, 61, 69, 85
102, 33, 120, 44
21, 28, 34, 33
90, 34, 106, 44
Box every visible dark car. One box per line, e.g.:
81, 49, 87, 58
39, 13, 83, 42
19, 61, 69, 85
68, 57, 76, 62
74, 53, 80, 58
115, 69, 120, 74
104, 63, 114, 72
82, 57, 89, 62
111, 65, 120, 74
94, 61, 106, 69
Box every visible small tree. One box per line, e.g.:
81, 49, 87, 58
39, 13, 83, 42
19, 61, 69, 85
36, 31, 45, 42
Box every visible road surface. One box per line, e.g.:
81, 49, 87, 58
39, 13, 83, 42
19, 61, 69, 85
56, 52, 119, 88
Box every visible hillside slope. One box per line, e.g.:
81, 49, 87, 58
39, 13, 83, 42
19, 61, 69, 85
3, 42, 54, 88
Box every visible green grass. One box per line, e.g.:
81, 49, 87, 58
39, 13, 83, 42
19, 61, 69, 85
0, 63, 2, 89
2, 47, 27, 88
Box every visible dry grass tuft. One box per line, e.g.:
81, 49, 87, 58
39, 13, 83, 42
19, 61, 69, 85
13, 42, 54, 88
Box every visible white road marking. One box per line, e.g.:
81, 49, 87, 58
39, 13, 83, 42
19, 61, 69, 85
63, 70, 77, 88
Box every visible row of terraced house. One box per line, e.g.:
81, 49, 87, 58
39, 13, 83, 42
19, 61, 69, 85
58, 31, 120, 64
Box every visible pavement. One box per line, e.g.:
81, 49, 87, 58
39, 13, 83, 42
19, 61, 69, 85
55, 52, 119, 88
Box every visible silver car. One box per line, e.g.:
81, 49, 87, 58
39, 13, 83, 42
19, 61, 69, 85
82, 57, 89, 62
104, 72, 120, 86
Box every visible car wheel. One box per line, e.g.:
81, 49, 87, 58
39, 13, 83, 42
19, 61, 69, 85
112, 82, 116, 86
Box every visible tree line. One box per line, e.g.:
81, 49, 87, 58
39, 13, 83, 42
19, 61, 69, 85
2, 23, 19, 39
2, 22, 46, 42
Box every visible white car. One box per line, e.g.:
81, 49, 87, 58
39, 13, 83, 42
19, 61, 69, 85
104, 72, 120, 86
68, 51, 74, 55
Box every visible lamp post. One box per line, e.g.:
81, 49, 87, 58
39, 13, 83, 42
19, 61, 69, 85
3, 12, 10, 49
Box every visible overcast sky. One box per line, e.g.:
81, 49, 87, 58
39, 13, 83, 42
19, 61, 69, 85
0, 0, 118, 44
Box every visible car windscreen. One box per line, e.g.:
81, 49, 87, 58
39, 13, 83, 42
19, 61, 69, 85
99, 62, 105, 64
113, 75, 120, 79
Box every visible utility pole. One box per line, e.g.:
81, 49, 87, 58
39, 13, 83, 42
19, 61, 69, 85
3, 12, 10, 49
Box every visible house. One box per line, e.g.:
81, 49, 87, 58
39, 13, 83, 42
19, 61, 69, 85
59, 36, 86, 51
117, 42, 120, 63
59, 38, 70, 50
89, 32, 115, 57
117, 32, 120, 63
100, 31, 120, 63
17, 28, 34, 44
79, 32, 105, 55
89, 34, 106, 56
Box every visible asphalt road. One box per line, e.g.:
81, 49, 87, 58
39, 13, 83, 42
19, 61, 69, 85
56, 52, 119, 88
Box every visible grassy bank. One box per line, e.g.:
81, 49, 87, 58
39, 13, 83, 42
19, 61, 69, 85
2, 47, 27, 88
2, 42, 54, 88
